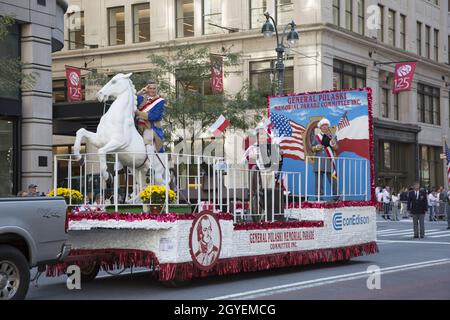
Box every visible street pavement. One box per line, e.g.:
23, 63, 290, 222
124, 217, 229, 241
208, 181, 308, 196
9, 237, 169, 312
27, 217, 450, 300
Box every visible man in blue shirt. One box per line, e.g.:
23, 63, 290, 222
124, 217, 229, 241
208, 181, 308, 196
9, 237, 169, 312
135, 80, 165, 153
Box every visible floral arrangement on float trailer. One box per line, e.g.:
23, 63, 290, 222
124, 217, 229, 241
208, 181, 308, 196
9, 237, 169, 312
139, 185, 176, 205
47, 188, 84, 204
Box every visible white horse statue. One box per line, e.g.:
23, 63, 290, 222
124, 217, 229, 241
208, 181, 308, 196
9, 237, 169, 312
73, 73, 166, 192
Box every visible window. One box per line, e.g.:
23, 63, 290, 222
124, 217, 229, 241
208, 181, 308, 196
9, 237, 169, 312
176, 78, 213, 97
333, 0, 340, 26
357, 0, 364, 35
176, 0, 194, 38
383, 142, 391, 169
420, 145, 443, 188
133, 3, 150, 43
378, 5, 384, 42
52, 79, 85, 103
417, 83, 440, 125
387, 9, 395, 46
425, 25, 430, 58
250, 59, 294, 96
68, 11, 85, 49
333, 59, 366, 90
0, 120, 15, 196
345, 0, 353, 31
434, 29, 439, 61
202, 0, 222, 35
381, 88, 389, 118
417, 22, 422, 55
276, 0, 294, 25
108, 6, 125, 46
0, 23, 20, 99
250, 0, 267, 29
400, 15, 406, 50
393, 94, 399, 120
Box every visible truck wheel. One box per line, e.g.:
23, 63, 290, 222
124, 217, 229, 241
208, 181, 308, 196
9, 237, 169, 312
0, 245, 30, 300
79, 262, 100, 282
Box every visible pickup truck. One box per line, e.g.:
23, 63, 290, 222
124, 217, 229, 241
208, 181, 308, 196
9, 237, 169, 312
0, 197, 71, 300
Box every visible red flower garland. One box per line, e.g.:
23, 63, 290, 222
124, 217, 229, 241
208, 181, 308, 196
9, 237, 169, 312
233, 220, 324, 230
68, 212, 234, 223
47, 242, 378, 281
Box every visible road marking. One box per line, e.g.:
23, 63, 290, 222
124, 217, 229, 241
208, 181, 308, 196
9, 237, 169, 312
208, 259, 450, 300
377, 229, 439, 235
429, 234, 450, 238
376, 229, 398, 233
402, 231, 450, 238
377, 239, 450, 245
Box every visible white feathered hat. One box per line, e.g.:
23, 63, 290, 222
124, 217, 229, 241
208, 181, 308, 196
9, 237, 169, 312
317, 118, 331, 128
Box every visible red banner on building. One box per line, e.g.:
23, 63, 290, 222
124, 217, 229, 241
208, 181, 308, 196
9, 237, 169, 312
393, 62, 417, 93
66, 66, 82, 102
211, 55, 224, 94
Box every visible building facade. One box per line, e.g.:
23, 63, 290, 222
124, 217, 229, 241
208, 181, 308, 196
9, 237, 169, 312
51, 0, 450, 192
0, 0, 68, 196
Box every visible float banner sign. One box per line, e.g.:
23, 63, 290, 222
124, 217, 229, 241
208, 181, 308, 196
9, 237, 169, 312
66, 66, 82, 102
393, 62, 417, 93
268, 89, 373, 201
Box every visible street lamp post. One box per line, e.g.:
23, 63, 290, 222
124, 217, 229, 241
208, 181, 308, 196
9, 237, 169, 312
261, 12, 299, 96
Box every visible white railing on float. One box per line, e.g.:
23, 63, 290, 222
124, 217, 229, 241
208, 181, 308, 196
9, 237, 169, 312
304, 156, 370, 202
53, 152, 371, 221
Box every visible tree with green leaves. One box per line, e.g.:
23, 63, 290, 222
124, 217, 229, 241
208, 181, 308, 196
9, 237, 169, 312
140, 45, 268, 150
0, 15, 36, 96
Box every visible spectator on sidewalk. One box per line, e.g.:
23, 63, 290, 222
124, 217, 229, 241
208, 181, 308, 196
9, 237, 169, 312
408, 182, 428, 239
400, 187, 409, 219
447, 191, 450, 230
438, 186, 447, 220
428, 190, 439, 222
382, 186, 391, 220
391, 192, 400, 221
376, 185, 384, 215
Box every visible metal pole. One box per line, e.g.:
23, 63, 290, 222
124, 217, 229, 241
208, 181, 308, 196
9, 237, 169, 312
53, 155, 57, 197
68, 156, 72, 206
114, 153, 119, 212
197, 156, 201, 212
276, 47, 285, 96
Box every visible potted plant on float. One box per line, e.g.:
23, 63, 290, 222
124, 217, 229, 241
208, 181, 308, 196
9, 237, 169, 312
139, 185, 176, 214
47, 188, 84, 213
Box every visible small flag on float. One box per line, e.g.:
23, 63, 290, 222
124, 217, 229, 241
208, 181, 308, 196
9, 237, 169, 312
208, 115, 229, 137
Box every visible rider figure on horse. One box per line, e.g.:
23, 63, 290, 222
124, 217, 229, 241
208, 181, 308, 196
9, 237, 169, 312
135, 80, 165, 154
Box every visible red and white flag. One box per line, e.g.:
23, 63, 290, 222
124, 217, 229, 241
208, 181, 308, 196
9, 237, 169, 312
66, 66, 82, 102
393, 62, 417, 93
336, 115, 370, 160
208, 115, 229, 137
211, 55, 224, 94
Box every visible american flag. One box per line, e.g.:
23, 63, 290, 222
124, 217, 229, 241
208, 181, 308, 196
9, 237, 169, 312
338, 112, 350, 130
270, 113, 306, 161
445, 142, 450, 185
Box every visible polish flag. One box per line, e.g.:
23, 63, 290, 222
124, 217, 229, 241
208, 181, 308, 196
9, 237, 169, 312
208, 115, 229, 137
336, 115, 370, 160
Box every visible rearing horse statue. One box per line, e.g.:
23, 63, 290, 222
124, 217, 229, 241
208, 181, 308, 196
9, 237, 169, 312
73, 73, 166, 191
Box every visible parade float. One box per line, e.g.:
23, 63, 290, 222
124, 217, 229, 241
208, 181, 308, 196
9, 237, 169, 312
47, 74, 378, 284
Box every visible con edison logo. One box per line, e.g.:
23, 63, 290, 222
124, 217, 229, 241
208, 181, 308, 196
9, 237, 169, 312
333, 213, 370, 231
333, 213, 343, 231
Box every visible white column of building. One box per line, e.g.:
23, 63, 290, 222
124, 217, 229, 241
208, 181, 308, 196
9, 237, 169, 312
21, 23, 54, 193
151, 0, 171, 42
